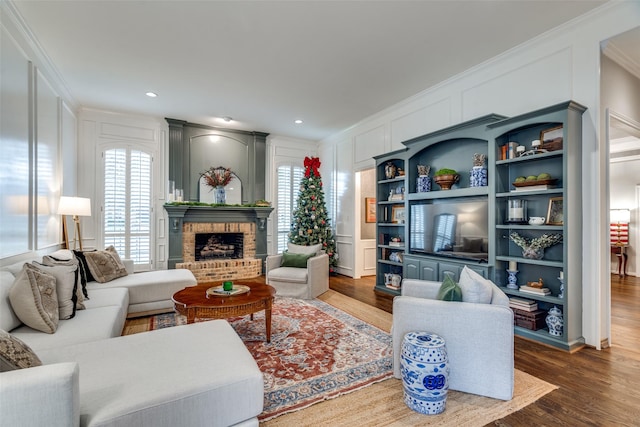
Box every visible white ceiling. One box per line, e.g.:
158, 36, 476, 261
10, 0, 624, 141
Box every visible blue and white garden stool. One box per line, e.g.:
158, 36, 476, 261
400, 332, 449, 414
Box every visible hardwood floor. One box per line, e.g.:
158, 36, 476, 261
329, 273, 640, 426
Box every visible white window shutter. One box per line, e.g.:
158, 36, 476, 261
103, 148, 152, 268
276, 165, 304, 253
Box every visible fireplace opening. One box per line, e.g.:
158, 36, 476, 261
195, 233, 244, 261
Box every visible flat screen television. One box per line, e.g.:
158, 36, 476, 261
409, 198, 489, 263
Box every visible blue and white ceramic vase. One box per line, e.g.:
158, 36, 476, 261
417, 176, 431, 193
470, 166, 488, 187
215, 186, 226, 204
545, 306, 564, 336
401, 332, 449, 415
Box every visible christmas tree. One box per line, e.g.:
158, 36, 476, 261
289, 156, 338, 272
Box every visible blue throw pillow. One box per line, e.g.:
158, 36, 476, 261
437, 275, 463, 301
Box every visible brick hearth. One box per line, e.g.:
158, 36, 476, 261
177, 222, 261, 283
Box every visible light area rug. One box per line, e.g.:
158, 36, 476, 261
125, 295, 393, 422
123, 290, 558, 426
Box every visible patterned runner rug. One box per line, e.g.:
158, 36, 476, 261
145, 297, 393, 421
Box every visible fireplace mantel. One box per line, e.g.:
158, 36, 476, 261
164, 204, 273, 269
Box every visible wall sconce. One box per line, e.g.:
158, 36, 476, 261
172, 218, 181, 231
58, 196, 92, 250
610, 209, 630, 246
258, 218, 267, 231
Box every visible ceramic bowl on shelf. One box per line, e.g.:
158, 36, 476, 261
528, 217, 545, 225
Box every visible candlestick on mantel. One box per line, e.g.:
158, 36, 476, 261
509, 261, 517, 271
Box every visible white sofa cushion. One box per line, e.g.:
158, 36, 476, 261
38, 320, 264, 427
87, 268, 196, 307
458, 266, 493, 304
267, 266, 308, 283
9, 264, 59, 334
0, 271, 22, 332
287, 242, 322, 255
11, 288, 128, 352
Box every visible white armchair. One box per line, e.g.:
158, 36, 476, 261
265, 243, 329, 299
392, 277, 514, 400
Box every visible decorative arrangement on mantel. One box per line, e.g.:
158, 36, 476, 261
202, 166, 234, 204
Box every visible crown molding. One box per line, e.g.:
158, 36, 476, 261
603, 39, 640, 80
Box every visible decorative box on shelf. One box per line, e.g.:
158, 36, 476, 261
513, 308, 547, 331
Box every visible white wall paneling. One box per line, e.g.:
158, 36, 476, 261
0, 23, 31, 258
461, 48, 573, 121
35, 69, 61, 250
390, 97, 452, 147
353, 125, 385, 168
333, 138, 354, 275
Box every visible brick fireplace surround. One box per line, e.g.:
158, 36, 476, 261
164, 205, 273, 284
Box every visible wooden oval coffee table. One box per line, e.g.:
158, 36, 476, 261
172, 280, 276, 342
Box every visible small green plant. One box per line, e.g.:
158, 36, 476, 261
435, 168, 458, 176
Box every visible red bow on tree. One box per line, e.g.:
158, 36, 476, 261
304, 156, 321, 178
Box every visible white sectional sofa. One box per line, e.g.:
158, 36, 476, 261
0, 251, 264, 426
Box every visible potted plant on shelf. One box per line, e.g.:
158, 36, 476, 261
434, 168, 460, 190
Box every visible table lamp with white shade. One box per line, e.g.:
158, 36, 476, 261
58, 196, 91, 250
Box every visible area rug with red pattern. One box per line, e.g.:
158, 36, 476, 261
147, 297, 393, 421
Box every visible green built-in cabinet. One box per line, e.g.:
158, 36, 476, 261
374, 101, 586, 351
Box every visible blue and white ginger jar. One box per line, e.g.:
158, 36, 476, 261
470, 166, 488, 187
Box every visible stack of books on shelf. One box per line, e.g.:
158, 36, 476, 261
510, 184, 556, 192
519, 285, 552, 296
509, 297, 538, 312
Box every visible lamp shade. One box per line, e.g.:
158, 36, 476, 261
58, 196, 92, 216
610, 209, 630, 224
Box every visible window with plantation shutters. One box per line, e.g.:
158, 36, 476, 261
276, 165, 304, 253
103, 147, 152, 269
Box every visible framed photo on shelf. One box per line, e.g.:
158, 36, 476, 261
540, 125, 563, 143
546, 197, 563, 225
365, 197, 376, 223
391, 205, 405, 223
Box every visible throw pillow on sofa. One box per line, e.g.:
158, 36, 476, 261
0, 329, 42, 372
458, 266, 493, 304
73, 249, 97, 294
436, 275, 462, 302
32, 262, 79, 320
280, 251, 315, 268
8, 264, 59, 334
42, 254, 85, 311
83, 245, 128, 283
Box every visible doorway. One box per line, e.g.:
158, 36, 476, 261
354, 168, 377, 278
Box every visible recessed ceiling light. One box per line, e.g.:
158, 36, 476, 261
145, 92, 158, 98
222, 116, 233, 122
294, 119, 303, 124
